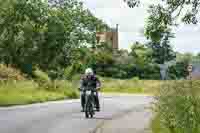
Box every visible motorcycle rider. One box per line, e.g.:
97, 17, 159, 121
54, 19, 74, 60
79, 68, 101, 112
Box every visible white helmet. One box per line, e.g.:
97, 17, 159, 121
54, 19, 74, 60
85, 68, 94, 76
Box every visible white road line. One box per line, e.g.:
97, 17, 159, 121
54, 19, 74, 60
0, 99, 80, 111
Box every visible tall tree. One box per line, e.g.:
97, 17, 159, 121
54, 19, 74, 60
0, 0, 108, 75
125, 0, 200, 25
146, 33, 176, 64
144, 4, 176, 64
0, 0, 48, 69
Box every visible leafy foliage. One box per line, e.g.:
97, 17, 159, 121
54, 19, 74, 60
0, 0, 108, 76
144, 4, 176, 65
0, 0, 197, 80
125, 0, 198, 72
33, 68, 50, 83
154, 80, 200, 133
125, 0, 200, 24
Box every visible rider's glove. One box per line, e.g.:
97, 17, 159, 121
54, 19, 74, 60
78, 88, 82, 91
96, 87, 100, 91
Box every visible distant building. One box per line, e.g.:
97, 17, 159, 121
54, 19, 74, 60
96, 24, 119, 50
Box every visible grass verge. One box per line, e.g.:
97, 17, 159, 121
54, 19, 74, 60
0, 80, 78, 107
0, 77, 163, 106
151, 114, 169, 133
151, 80, 200, 133
100, 77, 162, 94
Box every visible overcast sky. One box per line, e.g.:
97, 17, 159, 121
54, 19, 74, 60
82, 0, 200, 54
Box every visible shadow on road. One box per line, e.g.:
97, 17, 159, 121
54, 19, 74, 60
70, 114, 113, 121
90, 117, 112, 121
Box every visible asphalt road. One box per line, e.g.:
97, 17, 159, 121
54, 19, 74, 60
0, 94, 153, 133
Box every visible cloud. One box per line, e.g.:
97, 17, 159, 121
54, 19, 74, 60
119, 32, 147, 50
83, 0, 127, 9
95, 8, 145, 31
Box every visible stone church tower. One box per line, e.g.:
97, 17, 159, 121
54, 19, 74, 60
96, 24, 119, 50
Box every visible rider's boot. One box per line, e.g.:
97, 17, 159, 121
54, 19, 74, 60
96, 108, 100, 112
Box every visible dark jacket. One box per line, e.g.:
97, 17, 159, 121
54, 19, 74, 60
80, 75, 101, 91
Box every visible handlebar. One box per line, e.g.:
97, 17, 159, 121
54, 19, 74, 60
78, 87, 100, 91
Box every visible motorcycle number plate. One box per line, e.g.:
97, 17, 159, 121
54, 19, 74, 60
86, 91, 92, 95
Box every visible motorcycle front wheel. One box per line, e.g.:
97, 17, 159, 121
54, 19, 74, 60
85, 100, 94, 118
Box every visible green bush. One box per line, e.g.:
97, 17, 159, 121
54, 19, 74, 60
32, 68, 52, 90
65, 89, 79, 99
131, 77, 140, 81
153, 80, 200, 133
64, 66, 74, 80
64, 63, 84, 80
33, 68, 50, 83
71, 74, 82, 81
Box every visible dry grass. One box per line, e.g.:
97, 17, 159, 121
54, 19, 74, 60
0, 64, 25, 80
